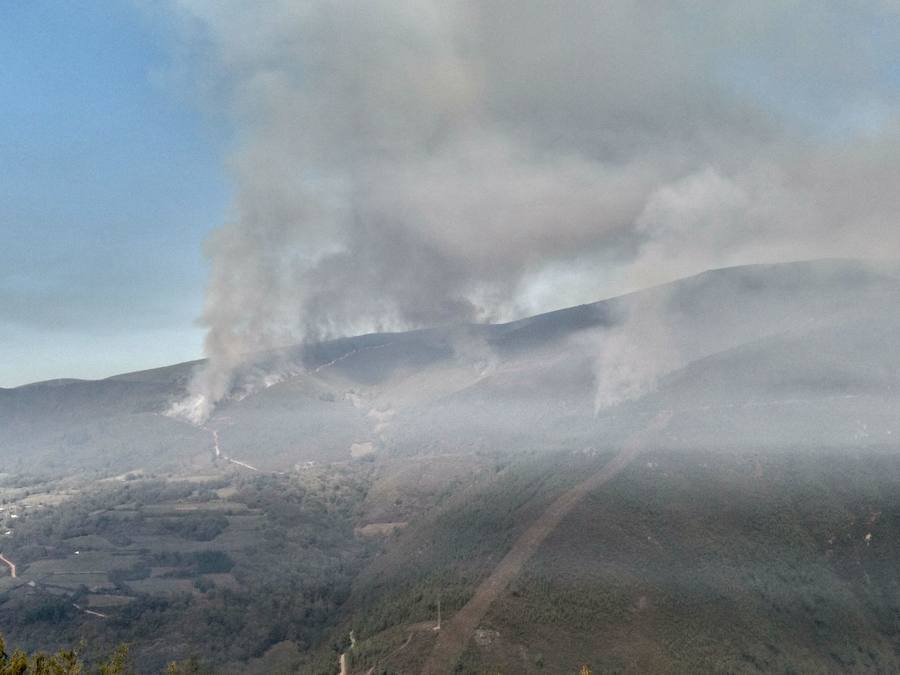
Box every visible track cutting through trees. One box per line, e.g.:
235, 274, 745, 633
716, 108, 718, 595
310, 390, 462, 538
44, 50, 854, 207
0, 552, 15, 578
420, 410, 673, 675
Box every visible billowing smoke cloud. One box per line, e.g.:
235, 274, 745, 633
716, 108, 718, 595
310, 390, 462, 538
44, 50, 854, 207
593, 293, 683, 413
159, 1, 900, 422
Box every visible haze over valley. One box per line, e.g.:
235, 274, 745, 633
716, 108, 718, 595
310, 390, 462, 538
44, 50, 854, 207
5, 2, 900, 673
5, 259, 900, 671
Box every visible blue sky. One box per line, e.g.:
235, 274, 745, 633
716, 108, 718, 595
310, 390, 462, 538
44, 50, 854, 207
1, 2, 229, 386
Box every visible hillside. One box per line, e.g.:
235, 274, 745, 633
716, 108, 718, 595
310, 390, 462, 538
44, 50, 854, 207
3, 258, 899, 476
4, 258, 900, 672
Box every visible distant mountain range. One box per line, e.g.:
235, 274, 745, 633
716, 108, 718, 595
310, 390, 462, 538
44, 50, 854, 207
3, 258, 899, 477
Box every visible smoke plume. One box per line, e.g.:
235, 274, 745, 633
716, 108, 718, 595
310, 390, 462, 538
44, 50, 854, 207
593, 293, 683, 413
159, 1, 900, 421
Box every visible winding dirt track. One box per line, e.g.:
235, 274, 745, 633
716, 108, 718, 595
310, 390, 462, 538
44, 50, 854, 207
420, 410, 672, 675
0, 552, 16, 578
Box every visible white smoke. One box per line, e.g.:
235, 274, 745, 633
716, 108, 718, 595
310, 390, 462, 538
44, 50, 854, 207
155, 1, 900, 421
593, 294, 683, 413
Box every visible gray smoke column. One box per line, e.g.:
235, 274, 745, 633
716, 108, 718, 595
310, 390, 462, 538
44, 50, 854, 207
160, 1, 900, 422
593, 292, 683, 413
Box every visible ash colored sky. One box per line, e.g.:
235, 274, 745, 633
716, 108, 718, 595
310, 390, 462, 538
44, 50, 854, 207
4, 2, 900, 389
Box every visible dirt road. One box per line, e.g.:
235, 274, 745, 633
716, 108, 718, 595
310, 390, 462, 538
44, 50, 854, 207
207, 428, 259, 471
0, 552, 16, 578
73, 602, 107, 619
420, 410, 672, 675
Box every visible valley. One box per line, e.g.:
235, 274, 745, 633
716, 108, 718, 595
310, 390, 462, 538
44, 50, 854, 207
3, 259, 900, 672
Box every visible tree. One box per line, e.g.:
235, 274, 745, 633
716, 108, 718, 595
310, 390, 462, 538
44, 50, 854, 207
0, 635, 134, 675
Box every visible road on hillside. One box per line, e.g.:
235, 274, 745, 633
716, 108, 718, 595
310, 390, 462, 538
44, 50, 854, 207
0, 552, 16, 578
420, 410, 673, 675
207, 428, 259, 471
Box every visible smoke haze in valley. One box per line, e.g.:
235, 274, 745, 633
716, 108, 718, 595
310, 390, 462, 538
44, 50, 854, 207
157, 1, 900, 420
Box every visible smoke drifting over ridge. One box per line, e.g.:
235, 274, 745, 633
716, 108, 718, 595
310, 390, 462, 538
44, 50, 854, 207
161, 1, 900, 421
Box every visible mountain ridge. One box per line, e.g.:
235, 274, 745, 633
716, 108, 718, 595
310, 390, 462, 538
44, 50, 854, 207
8, 256, 894, 392
3, 257, 899, 476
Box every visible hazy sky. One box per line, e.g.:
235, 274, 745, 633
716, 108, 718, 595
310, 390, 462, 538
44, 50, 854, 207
1, 2, 228, 387
5, 2, 900, 389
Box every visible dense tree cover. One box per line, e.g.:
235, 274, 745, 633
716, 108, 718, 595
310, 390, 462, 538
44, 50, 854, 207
445, 449, 900, 674
0, 636, 205, 674
4, 480, 231, 563
343, 450, 607, 642
0, 467, 375, 672
154, 515, 228, 542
